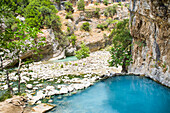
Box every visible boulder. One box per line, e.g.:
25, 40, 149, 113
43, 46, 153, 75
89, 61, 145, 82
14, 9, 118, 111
67, 85, 74, 92
59, 87, 68, 94
46, 86, 55, 91
26, 84, 33, 90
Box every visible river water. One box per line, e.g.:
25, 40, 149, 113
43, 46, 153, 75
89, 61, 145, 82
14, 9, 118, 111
49, 75, 170, 113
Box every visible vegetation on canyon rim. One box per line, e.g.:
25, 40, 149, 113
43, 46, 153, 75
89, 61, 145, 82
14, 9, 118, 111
77, 0, 85, 11
0, 0, 132, 100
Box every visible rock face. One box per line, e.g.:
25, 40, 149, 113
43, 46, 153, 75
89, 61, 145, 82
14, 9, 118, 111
0, 96, 28, 113
129, 0, 170, 87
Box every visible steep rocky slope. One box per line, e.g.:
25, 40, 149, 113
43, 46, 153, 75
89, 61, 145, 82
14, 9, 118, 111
129, 0, 170, 87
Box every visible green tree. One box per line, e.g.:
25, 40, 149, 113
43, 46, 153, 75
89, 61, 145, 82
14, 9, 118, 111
109, 19, 132, 73
75, 42, 90, 59
65, 2, 74, 13
77, 0, 85, 11
3, 21, 46, 94
0, 1, 14, 95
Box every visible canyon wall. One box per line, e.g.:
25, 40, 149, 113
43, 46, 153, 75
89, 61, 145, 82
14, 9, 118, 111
129, 0, 170, 87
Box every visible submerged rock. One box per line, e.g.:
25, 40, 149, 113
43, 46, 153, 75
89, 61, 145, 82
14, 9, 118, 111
48, 99, 53, 103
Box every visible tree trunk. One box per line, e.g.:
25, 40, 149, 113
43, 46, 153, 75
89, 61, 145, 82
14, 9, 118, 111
17, 56, 22, 94
58, 1, 61, 10
0, 56, 3, 71
6, 70, 13, 95
121, 58, 128, 73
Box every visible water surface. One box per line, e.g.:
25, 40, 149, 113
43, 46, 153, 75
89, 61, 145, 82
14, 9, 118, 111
48, 56, 78, 63
49, 76, 170, 113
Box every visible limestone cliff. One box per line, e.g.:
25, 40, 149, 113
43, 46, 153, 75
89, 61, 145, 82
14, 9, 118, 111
129, 0, 170, 87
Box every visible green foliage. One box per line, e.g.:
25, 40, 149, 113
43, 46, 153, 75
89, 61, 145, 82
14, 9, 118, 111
106, 19, 118, 25
109, 19, 132, 72
109, 45, 132, 67
77, 0, 85, 11
0, 91, 12, 102
60, 64, 64, 68
95, 2, 99, 6
65, 2, 74, 13
75, 42, 90, 59
0, 1, 18, 30
1, 0, 62, 31
97, 23, 108, 31
103, 0, 109, 6
68, 34, 77, 46
24, 0, 61, 29
2, 21, 46, 93
118, 2, 122, 6
94, 8, 100, 18
81, 22, 90, 31
65, 12, 74, 21
125, 3, 130, 8
1, 0, 30, 15
74, 63, 78, 66
104, 5, 117, 18
110, 19, 132, 47
67, 27, 71, 32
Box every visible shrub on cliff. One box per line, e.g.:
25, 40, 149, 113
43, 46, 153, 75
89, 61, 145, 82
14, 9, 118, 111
118, 2, 122, 6
104, 5, 117, 18
65, 12, 74, 21
75, 42, 90, 59
94, 8, 100, 18
108, 19, 132, 73
103, 0, 109, 6
97, 23, 107, 31
77, 0, 85, 11
65, 2, 74, 13
81, 22, 90, 31
68, 34, 77, 46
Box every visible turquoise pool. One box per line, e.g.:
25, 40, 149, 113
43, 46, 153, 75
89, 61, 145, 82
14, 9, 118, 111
48, 56, 78, 63
49, 76, 170, 113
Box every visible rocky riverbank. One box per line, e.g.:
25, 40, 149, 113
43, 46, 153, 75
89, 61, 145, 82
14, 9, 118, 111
0, 51, 121, 106
25, 51, 121, 105
0, 50, 169, 112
